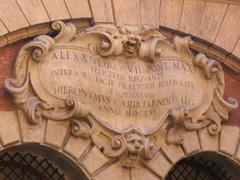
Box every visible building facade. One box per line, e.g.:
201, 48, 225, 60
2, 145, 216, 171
0, 0, 240, 179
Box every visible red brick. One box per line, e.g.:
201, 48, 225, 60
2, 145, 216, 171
0, 40, 29, 110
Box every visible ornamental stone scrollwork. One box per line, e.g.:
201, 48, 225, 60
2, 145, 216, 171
4, 21, 238, 168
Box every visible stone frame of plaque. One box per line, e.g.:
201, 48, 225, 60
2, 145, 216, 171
4, 21, 238, 168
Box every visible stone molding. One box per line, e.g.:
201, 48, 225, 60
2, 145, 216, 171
0, 0, 239, 178
0, 110, 239, 179
2, 21, 239, 179
0, 0, 240, 75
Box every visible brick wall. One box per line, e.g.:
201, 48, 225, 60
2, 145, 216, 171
0, 40, 28, 110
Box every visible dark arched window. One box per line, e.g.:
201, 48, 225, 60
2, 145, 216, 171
166, 152, 240, 180
0, 144, 88, 180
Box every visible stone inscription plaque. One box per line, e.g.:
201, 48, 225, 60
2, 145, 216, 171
31, 48, 211, 132
5, 22, 238, 166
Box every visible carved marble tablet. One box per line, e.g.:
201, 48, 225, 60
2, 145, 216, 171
5, 21, 238, 168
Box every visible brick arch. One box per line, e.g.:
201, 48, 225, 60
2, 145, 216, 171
0, 1, 238, 52
0, 29, 239, 180
0, 0, 239, 73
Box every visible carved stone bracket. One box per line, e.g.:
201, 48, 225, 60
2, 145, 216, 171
4, 21, 238, 168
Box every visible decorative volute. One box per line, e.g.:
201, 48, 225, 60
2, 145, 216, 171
4, 21, 238, 168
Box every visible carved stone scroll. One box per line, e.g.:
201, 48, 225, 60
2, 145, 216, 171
5, 21, 238, 168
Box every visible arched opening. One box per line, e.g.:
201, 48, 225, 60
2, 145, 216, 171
166, 152, 240, 180
0, 144, 88, 180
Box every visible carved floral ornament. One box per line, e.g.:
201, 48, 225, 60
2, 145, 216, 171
4, 21, 238, 168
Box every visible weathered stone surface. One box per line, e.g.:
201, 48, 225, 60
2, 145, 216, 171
90, 0, 114, 23
26, 23, 51, 37
199, 127, 218, 151
131, 167, 159, 180
93, 162, 130, 180
225, 56, 240, 74
113, 0, 140, 25
160, 0, 183, 29
41, 0, 70, 21
179, 0, 205, 36
64, 136, 91, 159
191, 40, 209, 54
141, 0, 160, 27
220, 125, 240, 156
0, 36, 7, 47
3, 20, 240, 180
233, 39, 240, 58
81, 146, 111, 175
234, 143, 240, 163
65, 0, 92, 18
144, 151, 172, 178
6, 29, 28, 44
16, 0, 50, 25
182, 130, 201, 154
0, 0, 29, 31
157, 126, 185, 164
45, 120, 69, 148
0, 0, 239, 73
208, 46, 227, 63
199, 2, 227, 42
161, 141, 185, 164
0, 0, 239, 69
17, 110, 44, 143
0, 20, 8, 36
215, 5, 240, 52
6, 24, 232, 134
3, 21, 238, 173
0, 111, 20, 146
